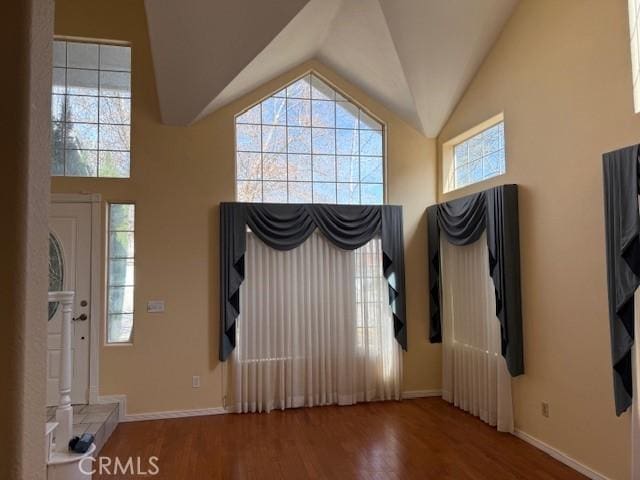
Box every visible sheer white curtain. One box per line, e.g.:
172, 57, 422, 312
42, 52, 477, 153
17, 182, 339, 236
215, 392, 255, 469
441, 233, 514, 432
230, 231, 402, 413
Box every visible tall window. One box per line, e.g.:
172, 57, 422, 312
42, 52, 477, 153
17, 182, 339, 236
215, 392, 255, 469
442, 114, 505, 192
107, 204, 135, 343
232, 231, 401, 413
235, 73, 385, 204
52, 39, 131, 177
630, 0, 640, 112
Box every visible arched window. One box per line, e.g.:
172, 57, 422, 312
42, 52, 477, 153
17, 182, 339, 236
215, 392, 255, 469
235, 73, 384, 204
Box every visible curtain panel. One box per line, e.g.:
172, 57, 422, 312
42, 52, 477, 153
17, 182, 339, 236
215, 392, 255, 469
441, 234, 514, 432
231, 232, 402, 413
220, 203, 407, 362
603, 144, 640, 415
427, 184, 524, 377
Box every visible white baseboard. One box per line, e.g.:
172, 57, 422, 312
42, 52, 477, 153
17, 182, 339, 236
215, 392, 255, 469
96, 394, 127, 422
402, 389, 442, 399
94, 393, 229, 422
400, 393, 610, 480
512, 429, 610, 480
89, 386, 100, 404
115, 390, 442, 422
92, 390, 610, 480
123, 407, 228, 422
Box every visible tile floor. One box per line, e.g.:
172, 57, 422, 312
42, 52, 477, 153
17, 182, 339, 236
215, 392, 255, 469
47, 403, 119, 454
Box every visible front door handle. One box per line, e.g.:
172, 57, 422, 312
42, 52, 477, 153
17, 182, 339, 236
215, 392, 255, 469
73, 313, 88, 322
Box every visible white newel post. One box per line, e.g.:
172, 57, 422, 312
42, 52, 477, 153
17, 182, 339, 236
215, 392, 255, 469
49, 291, 75, 453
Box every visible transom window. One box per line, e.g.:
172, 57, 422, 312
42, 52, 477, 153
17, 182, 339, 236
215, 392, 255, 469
51, 39, 131, 178
235, 73, 384, 204
442, 114, 506, 192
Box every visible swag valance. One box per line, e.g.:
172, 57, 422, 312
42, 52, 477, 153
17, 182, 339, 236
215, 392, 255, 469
603, 144, 640, 416
219, 202, 407, 361
427, 184, 524, 377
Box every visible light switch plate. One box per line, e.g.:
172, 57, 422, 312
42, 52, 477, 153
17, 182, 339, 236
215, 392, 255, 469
147, 300, 165, 313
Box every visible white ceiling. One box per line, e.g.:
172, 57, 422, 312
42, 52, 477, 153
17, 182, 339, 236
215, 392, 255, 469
145, 0, 518, 137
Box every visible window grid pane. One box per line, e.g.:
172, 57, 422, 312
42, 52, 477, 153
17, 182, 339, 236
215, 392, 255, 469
51, 40, 132, 178
235, 73, 384, 205
107, 204, 135, 343
452, 121, 506, 190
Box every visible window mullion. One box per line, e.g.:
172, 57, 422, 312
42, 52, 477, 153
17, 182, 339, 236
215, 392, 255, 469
51, 39, 131, 178
235, 72, 384, 205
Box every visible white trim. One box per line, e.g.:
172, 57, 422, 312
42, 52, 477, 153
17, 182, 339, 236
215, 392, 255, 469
123, 407, 228, 422
91, 387, 610, 480
401, 389, 442, 399
130, 394, 443, 419
51, 193, 101, 204
512, 429, 610, 480
441, 112, 505, 194
443, 112, 505, 148
400, 390, 608, 480
51, 193, 103, 406
232, 69, 389, 205
89, 196, 102, 403
103, 202, 136, 347
97, 394, 127, 422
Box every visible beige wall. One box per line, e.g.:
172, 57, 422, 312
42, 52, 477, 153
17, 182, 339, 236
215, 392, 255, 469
53, 0, 439, 416
50, 0, 640, 477
2, 1, 53, 478
438, 0, 640, 478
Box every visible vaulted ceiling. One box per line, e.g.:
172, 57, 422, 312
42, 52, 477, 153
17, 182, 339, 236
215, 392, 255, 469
144, 0, 518, 137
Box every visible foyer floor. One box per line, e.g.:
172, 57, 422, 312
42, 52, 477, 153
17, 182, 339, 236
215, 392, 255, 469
96, 398, 585, 480
47, 402, 119, 453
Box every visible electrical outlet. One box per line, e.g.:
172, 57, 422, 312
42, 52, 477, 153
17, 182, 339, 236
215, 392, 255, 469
541, 402, 550, 418
192, 375, 200, 388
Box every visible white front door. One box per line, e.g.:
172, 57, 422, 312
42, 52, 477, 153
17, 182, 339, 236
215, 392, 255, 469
48, 202, 92, 406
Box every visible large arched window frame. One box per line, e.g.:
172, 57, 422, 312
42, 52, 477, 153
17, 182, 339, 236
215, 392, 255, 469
235, 72, 386, 205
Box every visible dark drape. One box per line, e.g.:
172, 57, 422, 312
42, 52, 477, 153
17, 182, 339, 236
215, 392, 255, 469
603, 144, 640, 416
220, 203, 407, 361
427, 184, 523, 377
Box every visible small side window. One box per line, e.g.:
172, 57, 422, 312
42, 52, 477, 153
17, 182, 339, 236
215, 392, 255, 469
106, 203, 135, 343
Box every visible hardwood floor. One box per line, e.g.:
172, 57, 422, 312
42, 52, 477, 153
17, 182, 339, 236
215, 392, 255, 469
96, 398, 586, 479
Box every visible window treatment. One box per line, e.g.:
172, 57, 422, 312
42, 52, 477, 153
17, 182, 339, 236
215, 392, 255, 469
603, 144, 640, 416
427, 184, 524, 377
633, 289, 640, 478
220, 203, 406, 362
441, 234, 514, 432
230, 232, 402, 413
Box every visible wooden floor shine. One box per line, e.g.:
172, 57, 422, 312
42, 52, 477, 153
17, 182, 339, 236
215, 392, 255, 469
96, 398, 585, 480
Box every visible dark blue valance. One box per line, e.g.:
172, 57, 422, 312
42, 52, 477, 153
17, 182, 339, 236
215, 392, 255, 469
427, 184, 524, 377
220, 203, 407, 361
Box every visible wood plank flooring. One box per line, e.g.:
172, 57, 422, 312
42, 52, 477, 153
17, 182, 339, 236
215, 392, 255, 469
95, 398, 586, 479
